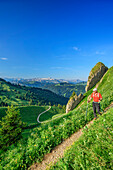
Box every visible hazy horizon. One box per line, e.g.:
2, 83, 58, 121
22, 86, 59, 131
3, 76, 87, 81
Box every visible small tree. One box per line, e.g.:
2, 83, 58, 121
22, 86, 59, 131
0, 105, 23, 150
58, 104, 62, 109
63, 105, 66, 111
49, 102, 51, 106
29, 99, 33, 106
70, 91, 77, 99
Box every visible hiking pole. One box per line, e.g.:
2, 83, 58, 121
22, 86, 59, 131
100, 102, 103, 114
85, 103, 88, 122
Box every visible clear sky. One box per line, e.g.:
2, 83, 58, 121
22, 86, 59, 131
0, 0, 113, 80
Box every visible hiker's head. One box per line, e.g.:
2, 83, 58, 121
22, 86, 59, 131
93, 88, 97, 93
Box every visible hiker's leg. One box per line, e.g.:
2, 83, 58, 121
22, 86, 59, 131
96, 103, 101, 115
93, 102, 97, 118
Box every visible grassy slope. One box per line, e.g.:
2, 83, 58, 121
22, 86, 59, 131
0, 106, 65, 125
0, 67, 113, 169
48, 66, 113, 169
39, 106, 65, 122
0, 106, 65, 139
0, 79, 29, 106
50, 107, 113, 170
0, 106, 48, 125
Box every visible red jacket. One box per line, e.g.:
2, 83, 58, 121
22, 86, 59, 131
91, 92, 102, 102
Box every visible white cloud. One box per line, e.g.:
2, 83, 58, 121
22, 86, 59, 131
0, 57, 8, 60
73, 47, 80, 51
96, 51, 105, 55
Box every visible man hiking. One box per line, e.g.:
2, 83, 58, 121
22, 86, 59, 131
88, 88, 102, 119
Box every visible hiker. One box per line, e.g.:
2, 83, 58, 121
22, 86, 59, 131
87, 88, 102, 119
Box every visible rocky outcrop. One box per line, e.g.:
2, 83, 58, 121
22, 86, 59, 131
85, 62, 108, 92
66, 93, 84, 113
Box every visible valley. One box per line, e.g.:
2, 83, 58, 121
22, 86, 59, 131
0, 78, 68, 107
0, 63, 113, 170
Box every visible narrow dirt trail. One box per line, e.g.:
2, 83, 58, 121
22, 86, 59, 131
30, 103, 113, 170
29, 120, 94, 170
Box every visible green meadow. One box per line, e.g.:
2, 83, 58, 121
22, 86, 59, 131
0, 66, 113, 169
0, 105, 65, 139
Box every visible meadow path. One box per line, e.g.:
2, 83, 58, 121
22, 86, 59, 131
30, 103, 113, 170
30, 119, 94, 170
37, 106, 51, 123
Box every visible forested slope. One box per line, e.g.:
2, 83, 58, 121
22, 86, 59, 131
0, 78, 68, 106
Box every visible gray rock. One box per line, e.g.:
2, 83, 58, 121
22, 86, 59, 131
85, 62, 108, 92
66, 93, 84, 113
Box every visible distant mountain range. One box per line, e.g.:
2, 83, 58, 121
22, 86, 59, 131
4, 77, 84, 84
4, 77, 87, 98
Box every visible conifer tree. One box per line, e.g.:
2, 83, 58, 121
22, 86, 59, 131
0, 105, 23, 149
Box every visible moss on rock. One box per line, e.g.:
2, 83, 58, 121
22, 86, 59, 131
86, 62, 108, 92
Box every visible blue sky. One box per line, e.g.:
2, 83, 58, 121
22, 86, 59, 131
0, 0, 113, 80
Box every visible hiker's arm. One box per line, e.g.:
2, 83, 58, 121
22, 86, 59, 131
87, 97, 92, 103
87, 94, 93, 103
99, 98, 102, 102
88, 98, 91, 103
99, 93, 102, 102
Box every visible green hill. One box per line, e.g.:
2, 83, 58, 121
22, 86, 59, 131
0, 78, 68, 106
49, 107, 113, 169
0, 66, 113, 169
0, 105, 65, 127
0, 105, 65, 141
41, 82, 86, 98
10, 79, 86, 98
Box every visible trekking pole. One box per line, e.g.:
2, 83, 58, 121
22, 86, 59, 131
85, 103, 88, 121
100, 102, 103, 114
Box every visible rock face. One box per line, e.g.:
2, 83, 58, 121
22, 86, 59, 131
85, 62, 108, 92
66, 93, 84, 113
